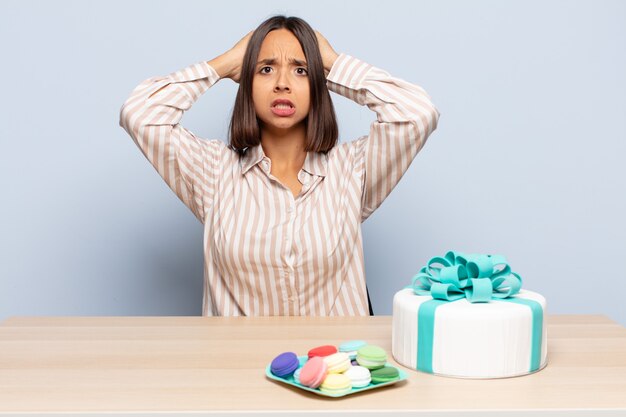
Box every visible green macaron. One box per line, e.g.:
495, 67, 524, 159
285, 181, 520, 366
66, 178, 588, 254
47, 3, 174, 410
370, 366, 400, 384
355, 345, 387, 370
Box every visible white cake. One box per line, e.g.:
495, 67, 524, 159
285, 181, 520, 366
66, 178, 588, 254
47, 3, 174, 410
392, 252, 548, 379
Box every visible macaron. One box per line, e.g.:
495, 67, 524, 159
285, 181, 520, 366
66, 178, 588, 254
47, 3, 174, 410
370, 366, 400, 384
270, 352, 299, 377
338, 340, 367, 360
356, 345, 387, 370
323, 352, 351, 374
293, 367, 302, 385
299, 356, 328, 389
298, 355, 308, 367
319, 373, 352, 396
308, 345, 337, 359
343, 365, 371, 388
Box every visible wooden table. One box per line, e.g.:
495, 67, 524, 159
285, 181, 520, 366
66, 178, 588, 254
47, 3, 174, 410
0, 315, 624, 416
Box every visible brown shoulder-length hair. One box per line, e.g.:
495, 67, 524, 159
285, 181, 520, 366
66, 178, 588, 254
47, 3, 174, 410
228, 15, 339, 155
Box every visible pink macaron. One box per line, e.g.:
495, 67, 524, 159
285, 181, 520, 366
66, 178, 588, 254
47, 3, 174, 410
299, 356, 328, 389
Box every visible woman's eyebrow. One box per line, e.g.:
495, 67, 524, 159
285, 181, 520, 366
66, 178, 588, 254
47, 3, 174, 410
257, 57, 308, 66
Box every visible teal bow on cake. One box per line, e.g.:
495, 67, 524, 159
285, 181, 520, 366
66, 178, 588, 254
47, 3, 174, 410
410, 250, 522, 303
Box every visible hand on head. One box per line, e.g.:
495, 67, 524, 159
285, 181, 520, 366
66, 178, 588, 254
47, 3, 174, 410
314, 30, 340, 76
224, 30, 254, 83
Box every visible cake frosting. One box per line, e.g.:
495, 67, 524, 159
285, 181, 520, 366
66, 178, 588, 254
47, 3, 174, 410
392, 251, 548, 379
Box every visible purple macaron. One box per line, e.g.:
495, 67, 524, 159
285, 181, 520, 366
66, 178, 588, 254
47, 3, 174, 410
270, 352, 299, 377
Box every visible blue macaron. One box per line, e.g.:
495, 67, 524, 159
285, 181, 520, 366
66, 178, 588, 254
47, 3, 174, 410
270, 352, 299, 377
339, 340, 368, 360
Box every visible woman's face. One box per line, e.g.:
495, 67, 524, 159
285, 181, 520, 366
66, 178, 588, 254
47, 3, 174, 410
252, 28, 311, 135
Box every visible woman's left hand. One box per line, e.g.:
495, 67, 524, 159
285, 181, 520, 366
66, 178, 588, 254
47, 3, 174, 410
314, 30, 339, 76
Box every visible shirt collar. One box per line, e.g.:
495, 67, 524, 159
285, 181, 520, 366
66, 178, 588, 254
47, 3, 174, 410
240, 144, 327, 177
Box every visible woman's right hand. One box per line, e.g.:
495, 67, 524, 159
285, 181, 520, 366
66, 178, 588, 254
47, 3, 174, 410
207, 30, 253, 83
223, 30, 254, 83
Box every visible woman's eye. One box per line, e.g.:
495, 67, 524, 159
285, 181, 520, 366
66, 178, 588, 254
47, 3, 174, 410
296, 67, 308, 75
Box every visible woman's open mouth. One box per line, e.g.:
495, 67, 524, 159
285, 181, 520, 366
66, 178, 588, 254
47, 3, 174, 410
271, 104, 296, 116
271, 99, 296, 117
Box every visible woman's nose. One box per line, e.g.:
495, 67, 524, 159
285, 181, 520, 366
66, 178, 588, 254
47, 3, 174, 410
273, 71, 290, 91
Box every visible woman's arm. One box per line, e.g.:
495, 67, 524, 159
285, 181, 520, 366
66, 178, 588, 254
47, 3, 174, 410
118, 33, 251, 224
325, 53, 440, 222
118, 61, 224, 224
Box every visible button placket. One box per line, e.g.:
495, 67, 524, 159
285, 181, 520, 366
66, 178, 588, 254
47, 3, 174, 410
283, 189, 297, 305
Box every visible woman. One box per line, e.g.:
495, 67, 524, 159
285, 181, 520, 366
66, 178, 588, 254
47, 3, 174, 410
119, 15, 440, 317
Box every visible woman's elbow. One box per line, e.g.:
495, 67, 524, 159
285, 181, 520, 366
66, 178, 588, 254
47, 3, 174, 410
118, 101, 133, 133
428, 103, 440, 133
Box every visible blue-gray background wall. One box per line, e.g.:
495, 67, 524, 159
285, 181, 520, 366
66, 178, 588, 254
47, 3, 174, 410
1, 0, 624, 325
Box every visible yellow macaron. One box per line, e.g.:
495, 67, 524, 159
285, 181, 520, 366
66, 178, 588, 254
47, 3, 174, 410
319, 373, 352, 396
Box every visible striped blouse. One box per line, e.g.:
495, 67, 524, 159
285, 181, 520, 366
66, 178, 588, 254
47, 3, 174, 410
119, 52, 440, 316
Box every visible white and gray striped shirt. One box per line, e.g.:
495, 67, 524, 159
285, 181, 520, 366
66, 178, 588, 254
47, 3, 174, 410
119, 53, 440, 316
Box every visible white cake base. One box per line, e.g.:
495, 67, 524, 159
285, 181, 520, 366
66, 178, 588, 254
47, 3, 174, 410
392, 288, 548, 379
